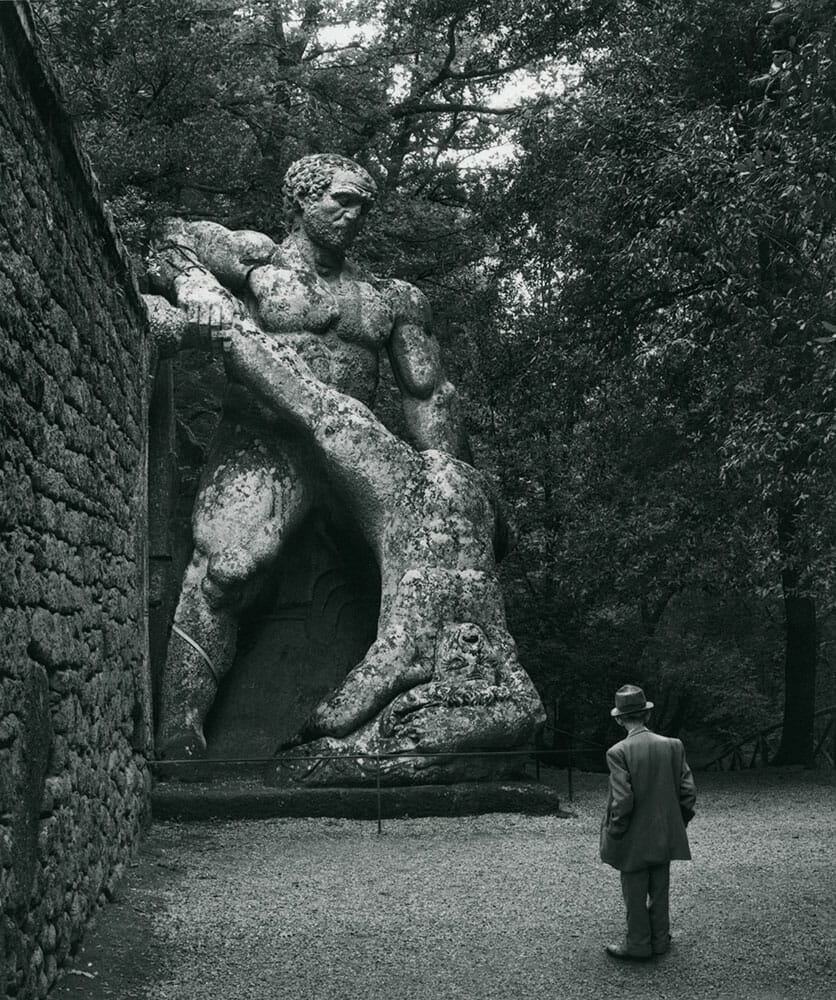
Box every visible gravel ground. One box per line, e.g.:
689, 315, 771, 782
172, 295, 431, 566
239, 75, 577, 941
50, 767, 835, 1000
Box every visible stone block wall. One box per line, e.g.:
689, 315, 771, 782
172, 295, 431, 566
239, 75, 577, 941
0, 4, 151, 997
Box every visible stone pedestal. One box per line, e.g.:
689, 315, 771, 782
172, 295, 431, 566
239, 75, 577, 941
151, 777, 566, 820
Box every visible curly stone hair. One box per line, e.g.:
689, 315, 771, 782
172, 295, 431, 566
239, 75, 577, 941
281, 154, 377, 222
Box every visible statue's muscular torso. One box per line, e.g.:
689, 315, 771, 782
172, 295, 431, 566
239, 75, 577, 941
242, 256, 392, 405
223, 244, 423, 429
151, 219, 454, 453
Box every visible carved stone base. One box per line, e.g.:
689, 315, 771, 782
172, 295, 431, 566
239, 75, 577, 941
268, 745, 531, 787
150, 777, 565, 821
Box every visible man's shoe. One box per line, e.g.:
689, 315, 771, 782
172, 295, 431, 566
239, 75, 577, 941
605, 944, 652, 961
652, 934, 672, 955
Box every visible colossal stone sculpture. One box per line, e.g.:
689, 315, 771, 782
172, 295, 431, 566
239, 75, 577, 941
146, 154, 471, 759
209, 323, 546, 784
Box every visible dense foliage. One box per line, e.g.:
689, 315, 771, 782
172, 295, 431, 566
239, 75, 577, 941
34, 1, 585, 253
38, 0, 836, 762
478, 0, 836, 759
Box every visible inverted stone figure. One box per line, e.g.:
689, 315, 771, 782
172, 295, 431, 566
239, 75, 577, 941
210, 324, 546, 785
146, 154, 470, 759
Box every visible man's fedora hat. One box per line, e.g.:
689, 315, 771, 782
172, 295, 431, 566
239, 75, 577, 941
611, 684, 654, 718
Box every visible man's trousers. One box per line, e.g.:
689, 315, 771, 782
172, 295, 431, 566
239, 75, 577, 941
619, 862, 671, 956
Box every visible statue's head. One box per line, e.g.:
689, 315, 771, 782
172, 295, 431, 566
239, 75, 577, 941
282, 154, 377, 252
432, 623, 500, 684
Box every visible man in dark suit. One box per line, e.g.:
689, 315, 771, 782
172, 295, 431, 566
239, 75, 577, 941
600, 684, 697, 960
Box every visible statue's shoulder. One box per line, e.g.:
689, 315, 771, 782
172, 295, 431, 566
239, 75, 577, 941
228, 227, 277, 265
161, 217, 275, 255
370, 276, 431, 325
156, 218, 278, 289
268, 241, 304, 272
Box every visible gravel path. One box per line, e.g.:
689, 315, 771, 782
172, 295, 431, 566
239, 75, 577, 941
51, 768, 835, 1000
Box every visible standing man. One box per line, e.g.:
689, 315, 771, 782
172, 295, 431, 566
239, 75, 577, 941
146, 154, 470, 760
600, 684, 697, 960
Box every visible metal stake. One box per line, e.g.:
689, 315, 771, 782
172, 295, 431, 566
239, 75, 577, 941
376, 756, 382, 834
567, 731, 574, 803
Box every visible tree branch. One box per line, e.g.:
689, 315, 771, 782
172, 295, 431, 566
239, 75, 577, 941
391, 101, 521, 119
419, 14, 464, 95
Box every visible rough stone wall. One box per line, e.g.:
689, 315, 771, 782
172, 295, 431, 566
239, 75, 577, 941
0, 4, 151, 997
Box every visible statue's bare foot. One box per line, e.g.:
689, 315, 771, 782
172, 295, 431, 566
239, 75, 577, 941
157, 727, 207, 762
274, 731, 305, 753
154, 728, 209, 783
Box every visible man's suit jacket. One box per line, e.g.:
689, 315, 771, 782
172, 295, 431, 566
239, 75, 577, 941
600, 727, 696, 873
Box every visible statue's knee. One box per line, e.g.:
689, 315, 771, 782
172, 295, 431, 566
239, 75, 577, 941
200, 573, 236, 609
201, 552, 255, 609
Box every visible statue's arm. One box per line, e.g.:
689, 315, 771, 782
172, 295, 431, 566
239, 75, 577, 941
146, 218, 276, 327
220, 323, 422, 516
385, 280, 472, 462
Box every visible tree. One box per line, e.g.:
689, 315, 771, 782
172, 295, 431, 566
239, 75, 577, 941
480, 0, 836, 760
34, 1, 602, 251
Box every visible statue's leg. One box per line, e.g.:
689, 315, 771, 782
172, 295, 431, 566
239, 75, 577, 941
301, 627, 432, 739
155, 550, 238, 758
299, 568, 481, 741
156, 424, 311, 758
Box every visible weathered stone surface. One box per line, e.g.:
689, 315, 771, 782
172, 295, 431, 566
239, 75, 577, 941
144, 154, 546, 781
0, 5, 151, 997
210, 327, 546, 785
147, 154, 473, 763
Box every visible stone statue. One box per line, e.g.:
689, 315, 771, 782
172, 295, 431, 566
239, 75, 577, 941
146, 154, 471, 759
208, 323, 546, 784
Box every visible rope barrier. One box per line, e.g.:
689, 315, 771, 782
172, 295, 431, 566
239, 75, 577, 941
702, 704, 836, 771
548, 726, 608, 751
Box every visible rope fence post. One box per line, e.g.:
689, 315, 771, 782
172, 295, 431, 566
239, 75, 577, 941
375, 755, 382, 835
567, 729, 574, 804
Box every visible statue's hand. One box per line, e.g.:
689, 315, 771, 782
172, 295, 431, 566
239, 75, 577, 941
378, 689, 431, 741
175, 278, 241, 337
185, 295, 237, 334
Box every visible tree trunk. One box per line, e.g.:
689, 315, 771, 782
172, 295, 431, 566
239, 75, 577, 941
772, 507, 817, 766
